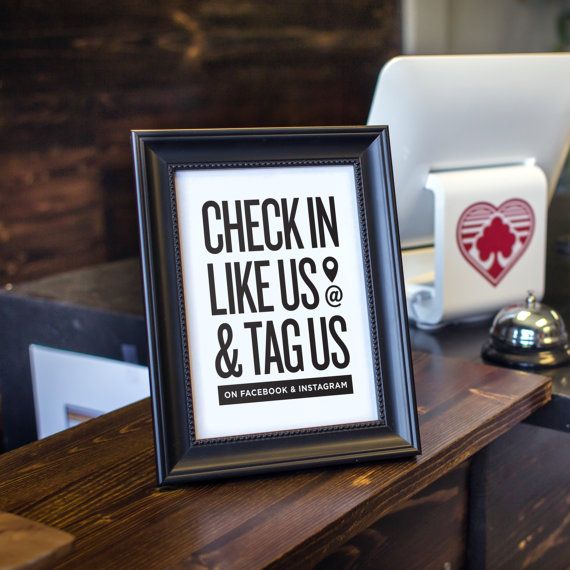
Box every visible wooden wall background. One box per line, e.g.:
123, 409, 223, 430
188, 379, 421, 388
0, 0, 401, 284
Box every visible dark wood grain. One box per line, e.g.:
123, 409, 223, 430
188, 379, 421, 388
0, 149, 107, 282
316, 462, 470, 570
0, 0, 400, 284
10, 258, 144, 316
473, 422, 570, 569
0, 352, 550, 569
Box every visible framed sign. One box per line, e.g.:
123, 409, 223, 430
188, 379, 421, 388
132, 127, 419, 484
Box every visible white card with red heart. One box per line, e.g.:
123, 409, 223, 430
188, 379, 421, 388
457, 198, 535, 286
423, 163, 548, 325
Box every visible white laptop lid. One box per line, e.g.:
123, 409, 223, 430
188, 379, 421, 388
368, 54, 570, 249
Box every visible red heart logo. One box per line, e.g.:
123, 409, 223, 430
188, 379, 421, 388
456, 199, 535, 286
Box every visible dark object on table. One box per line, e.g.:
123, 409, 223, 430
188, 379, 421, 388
482, 292, 570, 370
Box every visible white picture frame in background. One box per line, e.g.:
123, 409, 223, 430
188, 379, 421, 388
30, 345, 150, 439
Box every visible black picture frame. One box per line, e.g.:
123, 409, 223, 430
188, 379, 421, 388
132, 127, 420, 485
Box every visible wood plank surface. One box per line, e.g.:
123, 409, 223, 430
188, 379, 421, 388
0, 0, 400, 284
0, 352, 550, 569
316, 462, 470, 569
475, 422, 570, 569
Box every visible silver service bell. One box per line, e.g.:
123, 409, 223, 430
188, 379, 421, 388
482, 292, 570, 370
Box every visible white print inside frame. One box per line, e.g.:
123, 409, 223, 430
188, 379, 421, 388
175, 165, 379, 440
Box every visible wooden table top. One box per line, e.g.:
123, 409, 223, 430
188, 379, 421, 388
0, 352, 550, 569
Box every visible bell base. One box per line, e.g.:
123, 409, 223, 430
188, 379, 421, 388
482, 341, 570, 371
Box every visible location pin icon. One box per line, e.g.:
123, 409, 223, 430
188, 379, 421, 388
323, 257, 338, 282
